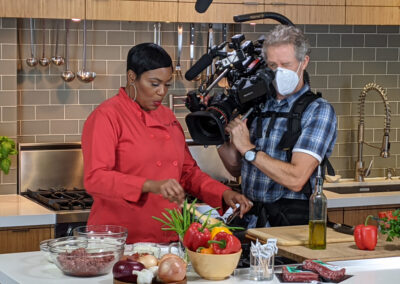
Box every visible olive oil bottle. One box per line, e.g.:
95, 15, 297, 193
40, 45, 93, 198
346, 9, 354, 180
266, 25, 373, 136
309, 165, 327, 249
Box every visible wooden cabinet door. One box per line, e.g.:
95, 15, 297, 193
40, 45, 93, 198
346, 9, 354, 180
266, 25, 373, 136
0, 225, 54, 254
328, 208, 344, 224
264, 0, 346, 25
178, 0, 264, 23
87, 0, 178, 22
343, 204, 399, 227
346, 0, 400, 25
0, 0, 84, 19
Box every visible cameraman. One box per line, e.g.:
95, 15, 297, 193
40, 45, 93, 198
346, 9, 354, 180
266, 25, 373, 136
218, 25, 337, 228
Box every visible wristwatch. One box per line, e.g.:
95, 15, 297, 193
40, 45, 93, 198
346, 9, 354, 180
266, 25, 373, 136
244, 148, 259, 162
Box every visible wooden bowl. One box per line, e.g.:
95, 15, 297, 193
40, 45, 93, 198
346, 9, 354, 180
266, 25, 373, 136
187, 249, 242, 280
113, 277, 187, 284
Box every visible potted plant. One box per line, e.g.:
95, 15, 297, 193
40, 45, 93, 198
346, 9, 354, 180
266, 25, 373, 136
0, 136, 17, 174
378, 209, 400, 241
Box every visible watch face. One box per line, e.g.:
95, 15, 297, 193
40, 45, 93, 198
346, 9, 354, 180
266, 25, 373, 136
245, 150, 256, 162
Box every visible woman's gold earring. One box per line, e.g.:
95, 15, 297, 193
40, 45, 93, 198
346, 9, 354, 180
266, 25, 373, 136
129, 82, 137, 102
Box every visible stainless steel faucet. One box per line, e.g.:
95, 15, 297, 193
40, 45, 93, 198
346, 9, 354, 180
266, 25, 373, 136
355, 83, 391, 182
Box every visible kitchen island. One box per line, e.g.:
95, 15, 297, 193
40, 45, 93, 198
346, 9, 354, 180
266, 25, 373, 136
0, 251, 399, 284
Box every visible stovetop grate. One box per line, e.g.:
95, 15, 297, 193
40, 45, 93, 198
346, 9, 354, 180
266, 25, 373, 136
24, 188, 93, 211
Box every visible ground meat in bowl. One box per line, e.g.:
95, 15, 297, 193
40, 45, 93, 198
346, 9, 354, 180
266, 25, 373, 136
57, 247, 116, 276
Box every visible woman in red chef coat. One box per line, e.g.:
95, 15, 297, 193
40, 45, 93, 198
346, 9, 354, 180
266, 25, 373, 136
81, 43, 252, 244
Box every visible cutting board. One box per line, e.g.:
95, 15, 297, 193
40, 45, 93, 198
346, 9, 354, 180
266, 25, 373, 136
276, 238, 400, 263
246, 225, 354, 246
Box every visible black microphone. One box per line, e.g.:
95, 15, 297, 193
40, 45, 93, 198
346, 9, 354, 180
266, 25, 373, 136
185, 53, 213, 81
195, 0, 213, 13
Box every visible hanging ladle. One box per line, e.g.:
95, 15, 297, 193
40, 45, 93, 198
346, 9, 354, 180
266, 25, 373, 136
51, 21, 64, 66
77, 18, 96, 82
61, 20, 75, 82
26, 18, 38, 67
39, 19, 50, 67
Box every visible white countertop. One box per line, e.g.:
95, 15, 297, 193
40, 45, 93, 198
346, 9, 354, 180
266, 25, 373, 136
1, 185, 399, 229
325, 190, 400, 208
0, 251, 399, 284
0, 195, 55, 227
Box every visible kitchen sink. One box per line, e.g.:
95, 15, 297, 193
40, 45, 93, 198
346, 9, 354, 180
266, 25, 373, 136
325, 184, 400, 194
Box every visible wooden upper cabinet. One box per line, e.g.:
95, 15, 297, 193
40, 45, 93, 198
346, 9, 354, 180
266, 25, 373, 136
264, 0, 346, 25
0, 0, 84, 19
178, 0, 264, 24
346, 0, 400, 25
87, 0, 178, 22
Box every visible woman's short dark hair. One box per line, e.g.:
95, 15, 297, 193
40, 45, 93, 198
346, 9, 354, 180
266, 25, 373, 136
126, 43, 173, 78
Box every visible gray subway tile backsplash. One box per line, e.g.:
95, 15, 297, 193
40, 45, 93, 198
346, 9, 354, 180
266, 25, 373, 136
329, 48, 352, 61
1, 18, 400, 194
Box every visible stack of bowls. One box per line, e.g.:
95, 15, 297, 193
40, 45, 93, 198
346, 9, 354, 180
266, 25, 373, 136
48, 236, 125, 277
73, 225, 128, 244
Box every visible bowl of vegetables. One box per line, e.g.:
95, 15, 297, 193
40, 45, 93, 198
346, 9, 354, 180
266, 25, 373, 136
187, 248, 242, 280
184, 223, 242, 280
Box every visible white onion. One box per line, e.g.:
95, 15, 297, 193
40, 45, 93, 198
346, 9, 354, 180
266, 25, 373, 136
138, 254, 158, 268
157, 256, 186, 283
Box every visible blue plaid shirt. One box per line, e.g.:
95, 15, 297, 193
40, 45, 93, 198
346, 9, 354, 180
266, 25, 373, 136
241, 85, 337, 203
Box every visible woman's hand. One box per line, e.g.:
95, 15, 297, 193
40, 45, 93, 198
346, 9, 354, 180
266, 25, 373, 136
143, 179, 185, 204
222, 190, 253, 218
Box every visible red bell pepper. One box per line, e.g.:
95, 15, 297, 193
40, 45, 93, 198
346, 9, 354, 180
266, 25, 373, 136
183, 222, 211, 252
354, 215, 377, 250
208, 232, 241, 254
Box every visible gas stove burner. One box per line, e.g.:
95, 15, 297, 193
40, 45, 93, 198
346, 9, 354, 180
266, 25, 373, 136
24, 188, 93, 211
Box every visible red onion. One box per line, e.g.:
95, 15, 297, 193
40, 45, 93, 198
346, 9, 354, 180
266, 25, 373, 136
113, 260, 145, 283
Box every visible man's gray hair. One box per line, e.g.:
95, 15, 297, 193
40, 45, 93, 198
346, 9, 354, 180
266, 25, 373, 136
263, 25, 310, 62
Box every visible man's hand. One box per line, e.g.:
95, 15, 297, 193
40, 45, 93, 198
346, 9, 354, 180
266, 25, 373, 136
143, 179, 185, 205
225, 118, 254, 155
222, 190, 253, 218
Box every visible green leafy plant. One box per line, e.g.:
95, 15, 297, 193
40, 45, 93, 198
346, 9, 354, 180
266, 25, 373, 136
0, 136, 17, 174
378, 209, 400, 242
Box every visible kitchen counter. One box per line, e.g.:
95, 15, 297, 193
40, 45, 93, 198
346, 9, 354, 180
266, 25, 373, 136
0, 195, 55, 227
1, 188, 399, 228
0, 251, 399, 284
325, 190, 400, 208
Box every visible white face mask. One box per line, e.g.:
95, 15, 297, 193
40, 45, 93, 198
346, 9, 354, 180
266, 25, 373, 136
273, 62, 302, 96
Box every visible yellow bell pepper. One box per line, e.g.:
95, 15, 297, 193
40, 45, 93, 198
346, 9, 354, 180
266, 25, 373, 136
199, 246, 214, 254
210, 226, 232, 240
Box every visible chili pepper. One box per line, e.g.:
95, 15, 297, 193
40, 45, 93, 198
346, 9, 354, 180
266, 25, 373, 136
183, 222, 211, 252
354, 215, 377, 250
208, 232, 241, 254
378, 211, 397, 220
210, 226, 232, 240
197, 246, 214, 254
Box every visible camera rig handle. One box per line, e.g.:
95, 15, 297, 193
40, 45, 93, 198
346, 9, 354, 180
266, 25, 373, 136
233, 11, 295, 26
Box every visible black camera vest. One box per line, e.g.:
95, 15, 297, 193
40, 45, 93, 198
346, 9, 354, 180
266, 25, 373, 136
251, 90, 335, 198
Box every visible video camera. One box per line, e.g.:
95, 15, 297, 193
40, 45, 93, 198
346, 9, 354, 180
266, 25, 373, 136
184, 12, 294, 145
185, 34, 275, 145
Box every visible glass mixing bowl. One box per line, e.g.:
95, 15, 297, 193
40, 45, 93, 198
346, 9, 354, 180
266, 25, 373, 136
48, 236, 124, 277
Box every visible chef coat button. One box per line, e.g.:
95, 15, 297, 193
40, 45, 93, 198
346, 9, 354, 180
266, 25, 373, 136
150, 134, 155, 139
156, 161, 162, 167
165, 134, 171, 140
172, 161, 178, 166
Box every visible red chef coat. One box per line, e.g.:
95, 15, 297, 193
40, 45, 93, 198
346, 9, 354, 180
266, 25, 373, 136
82, 88, 229, 244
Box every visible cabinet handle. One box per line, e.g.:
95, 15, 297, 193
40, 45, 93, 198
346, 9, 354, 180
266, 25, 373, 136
270, 2, 287, 5
244, 1, 260, 5
11, 228, 30, 233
